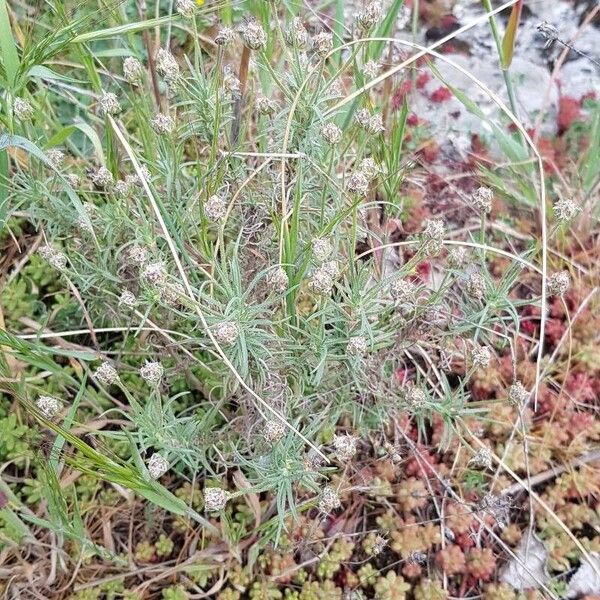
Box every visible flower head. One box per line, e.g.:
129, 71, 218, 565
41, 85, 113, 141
359, 157, 380, 181
156, 48, 179, 85
215, 26, 235, 46
204, 194, 228, 222
333, 434, 358, 461
313, 31, 333, 58
119, 290, 137, 308
363, 60, 381, 78
355, 1, 382, 32
471, 186, 493, 214
140, 361, 164, 384
447, 246, 468, 268
142, 262, 166, 284
222, 66, 241, 97
421, 218, 445, 256
355, 108, 372, 128
95, 361, 120, 385
263, 419, 286, 444
321, 122, 342, 145
390, 279, 417, 303
347, 336, 368, 356
47, 149, 65, 168
404, 384, 427, 409
554, 198, 580, 223
151, 113, 175, 135
309, 265, 335, 295
508, 381, 529, 406
36, 395, 63, 419
319, 486, 341, 512
123, 57, 144, 84
65, 173, 80, 188
465, 272, 486, 300
469, 447, 492, 470
98, 91, 121, 116
239, 19, 267, 50
312, 238, 333, 262
471, 345, 492, 369
14, 97, 34, 120
176, 0, 196, 18
204, 487, 230, 512
256, 95, 278, 116
347, 170, 370, 196
91, 166, 114, 188
285, 17, 309, 49
547, 271, 570, 296
148, 453, 169, 479
213, 321, 239, 346
267, 266, 289, 293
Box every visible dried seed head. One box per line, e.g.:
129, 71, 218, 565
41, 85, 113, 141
333, 434, 358, 461
390, 279, 417, 303
363, 60, 381, 78
263, 419, 286, 443
204, 194, 228, 222
479, 493, 510, 529
267, 266, 289, 293
65, 173, 80, 188
156, 48, 179, 85
204, 487, 230, 512
215, 26, 235, 46
148, 453, 169, 479
553, 198, 580, 223
222, 66, 241, 97
312, 238, 333, 262
447, 246, 468, 268
359, 157, 380, 181
469, 447, 493, 470
355, 1, 382, 32
321, 122, 342, 145
471, 345, 492, 369
547, 271, 570, 296
151, 113, 175, 135
160, 282, 185, 307
355, 108, 372, 129
421, 218, 445, 256
508, 380, 529, 406
140, 361, 164, 384
47, 149, 65, 168
128, 245, 149, 265
313, 31, 333, 58
36, 395, 63, 419
471, 186, 493, 214
536, 21, 559, 45
176, 0, 196, 18
285, 17, 309, 49
98, 91, 121, 116
465, 272, 486, 300
347, 170, 370, 196
303, 449, 324, 471
14, 97, 34, 120
119, 290, 137, 308
95, 361, 120, 385
123, 57, 144, 84
309, 265, 335, 294
91, 166, 114, 188
256, 95, 278, 116
404, 384, 427, 409
142, 261, 166, 284
347, 336, 368, 356
371, 535, 388, 556
213, 321, 239, 346
319, 486, 341, 512
239, 19, 267, 50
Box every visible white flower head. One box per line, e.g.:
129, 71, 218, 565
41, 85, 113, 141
267, 266, 289, 293
359, 157, 380, 181
313, 31, 333, 58
151, 113, 175, 135
47, 149, 65, 168
40, 246, 67, 270
263, 419, 286, 444
319, 486, 341, 513
366, 114, 384, 134
204, 487, 230, 512
119, 290, 137, 308
142, 262, 166, 285
95, 361, 120, 385
554, 198, 581, 223
547, 271, 570, 296
508, 381, 529, 406
14, 97, 34, 120
312, 238, 333, 263
140, 361, 164, 384
36, 395, 63, 419
471, 186, 493, 214
65, 173, 80, 188
128, 245, 149, 265
471, 345, 492, 369
333, 434, 358, 461
222, 66, 241, 97
123, 57, 144, 84
355, 1, 382, 32
421, 218, 445, 256
321, 122, 342, 145
347, 170, 370, 196
404, 384, 426, 409
469, 447, 493, 470
176, 0, 196, 18
204, 194, 228, 222
239, 19, 267, 50
91, 166, 114, 188
363, 60, 381, 78
390, 279, 417, 303
156, 48, 179, 85
213, 321, 239, 346
148, 453, 169, 479
98, 91, 121, 117
465, 272, 486, 300
355, 108, 372, 128
447, 246, 468, 268
309, 265, 335, 295
215, 26, 235, 46
256, 95, 278, 116
347, 336, 368, 356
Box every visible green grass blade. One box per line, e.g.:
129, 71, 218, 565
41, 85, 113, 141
0, 0, 20, 89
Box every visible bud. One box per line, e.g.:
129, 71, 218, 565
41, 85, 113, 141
421, 218, 445, 256
447, 246, 468, 268
359, 157, 380, 181
285, 17, 309, 49
222, 66, 241, 97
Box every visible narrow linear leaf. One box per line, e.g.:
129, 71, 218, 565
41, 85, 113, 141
501, 0, 523, 69
0, 0, 20, 88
